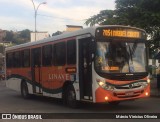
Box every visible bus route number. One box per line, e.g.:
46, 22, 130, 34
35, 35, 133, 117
103, 29, 140, 38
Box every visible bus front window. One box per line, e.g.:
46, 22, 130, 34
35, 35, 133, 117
95, 41, 147, 73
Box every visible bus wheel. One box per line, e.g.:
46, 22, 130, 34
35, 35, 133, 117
66, 85, 77, 108
21, 81, 29, 99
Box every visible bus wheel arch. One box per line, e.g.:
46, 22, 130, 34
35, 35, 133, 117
21, 80, 30, 99
62, 81, 78, 108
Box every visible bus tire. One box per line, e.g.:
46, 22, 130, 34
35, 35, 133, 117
21, 81, 29, 99
66, 85, 78, 108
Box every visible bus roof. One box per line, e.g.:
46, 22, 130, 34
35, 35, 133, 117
5, 25, 145, 52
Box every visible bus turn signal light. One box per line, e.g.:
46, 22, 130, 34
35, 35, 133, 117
145, 92, 149, 96
147, 79, 150, 83
105, 96, 109, 101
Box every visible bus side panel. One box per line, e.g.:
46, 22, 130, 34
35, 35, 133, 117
6, 68, 32, 81
6, 78, 34, 95
41, 66, 67, 90
6, 67, 33, 94
6, 78, 21, 92
43, 91, 62, 98
41, 65, 78, 98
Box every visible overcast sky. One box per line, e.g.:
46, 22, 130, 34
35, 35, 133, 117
0, 0, 115, 34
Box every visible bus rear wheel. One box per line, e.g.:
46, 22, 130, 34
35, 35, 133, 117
66, 85, 78, 108
21, 81, 29, 99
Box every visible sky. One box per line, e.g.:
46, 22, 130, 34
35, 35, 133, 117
0, 0, 115, 34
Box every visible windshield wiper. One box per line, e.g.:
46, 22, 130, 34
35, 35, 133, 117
128, 45, 133, 62
126, 43, 135, 73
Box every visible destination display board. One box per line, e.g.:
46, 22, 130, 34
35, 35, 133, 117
96, 27, 146, 39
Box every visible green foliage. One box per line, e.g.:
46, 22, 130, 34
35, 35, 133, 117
19, 29, 30, 39
85, 0, 160, 58
52, 31, 62, 36
115, 0, 160, 57
3, 29, 31, 45
115, 0, 160, 33
3, 31, 14, 42
85, 10, 116, 26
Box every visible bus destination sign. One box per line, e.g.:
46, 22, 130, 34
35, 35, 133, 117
96, 27, 146, 39
103, 29, 140, 38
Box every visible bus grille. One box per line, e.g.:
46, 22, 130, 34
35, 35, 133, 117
113, 75, 144, 81
113, 90, 144, 98
115, 85, 141, 89
97, 72, 148, 81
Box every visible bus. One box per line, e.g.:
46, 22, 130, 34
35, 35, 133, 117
5, 25, 150, 108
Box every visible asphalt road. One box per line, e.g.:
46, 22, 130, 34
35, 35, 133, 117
0, 80, 160, 122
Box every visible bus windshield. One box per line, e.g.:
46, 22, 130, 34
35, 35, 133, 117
95, 41, 147, 73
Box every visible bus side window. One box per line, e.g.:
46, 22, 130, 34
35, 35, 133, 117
42, 45, 52, 66
34, 49, 41, 67
53, 42, 66, 66
14, 51, 21, 68
22, 49, 30, 67
6, 52, 13, 68
67, 40, 76, 65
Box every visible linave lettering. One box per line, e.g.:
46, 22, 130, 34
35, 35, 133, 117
49, 74, 70, 80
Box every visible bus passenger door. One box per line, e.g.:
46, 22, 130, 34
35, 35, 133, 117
78, 37, 93, 100
31, 47, 42, 94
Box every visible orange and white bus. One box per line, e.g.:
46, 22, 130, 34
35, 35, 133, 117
5, 25, 150, 108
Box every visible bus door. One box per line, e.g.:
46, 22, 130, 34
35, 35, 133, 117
78, 37, 93, 100
31, 47, 42, 94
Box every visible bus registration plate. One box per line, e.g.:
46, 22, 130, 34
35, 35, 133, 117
125, 92, 134, 96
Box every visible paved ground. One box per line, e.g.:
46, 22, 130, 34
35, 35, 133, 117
0, 79, 160, 122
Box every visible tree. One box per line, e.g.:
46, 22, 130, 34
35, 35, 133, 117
85, 0, 160, 58
116, 0, 160, 58
115, 0, 160, 32
85, 0, 160, 31
85, 10, 116, 26
11, 29, 30, 45
3, 31, 14, 42
19, 29, 30, 39
52, 31, 62, 36
2, 29, 31, 45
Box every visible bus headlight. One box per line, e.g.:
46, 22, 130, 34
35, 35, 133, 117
97, 79, 115, 91
139, 82, 148, 88
147, 78, 150, 83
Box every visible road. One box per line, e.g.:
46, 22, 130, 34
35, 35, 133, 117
0, 80, 160, 122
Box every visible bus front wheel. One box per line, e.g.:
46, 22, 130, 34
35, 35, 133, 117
21, 81, 29, 99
